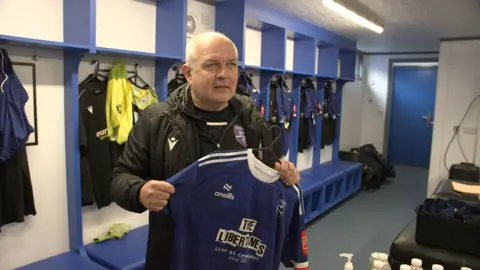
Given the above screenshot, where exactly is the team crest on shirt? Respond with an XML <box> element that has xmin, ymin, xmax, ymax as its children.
<box><xmin>233</xmin><ymin>125</ymin><xmax>247</xmax><ymax>147</ymax></box>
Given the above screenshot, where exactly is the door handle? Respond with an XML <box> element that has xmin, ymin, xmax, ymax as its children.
<box><xmin>421</xmin><ymin>113</ymin><xmax>433</xmax><ymax>126</ymax></box>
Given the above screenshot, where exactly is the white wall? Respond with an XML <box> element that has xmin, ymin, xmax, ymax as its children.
<box><xmin>339</xmin><ymin>81</ymin><xmax>363</xmax><ymax>151</ymax></box>
<box><xmin>428</xmin><ymin>40</ymin><xmax>480</xmax><ymax>195</ymax></box>
<box><xmin>187</xmin><ymin>0</ymin><xmax>216</xmax><ymax>37</ymax></box>
<box><xmin>361</xmin><ymin>53</ymin><xmax>438</xmax><ymax>152</ymax></box>
<box><xmin>0</xmin><ymin>0</ymin><xmax>63</xmax><ymax>42</ymax></box>
<box><xmin>96</xmin><ymin>0</ymin><xmax>156</xmax><ymax>52</ymax></box>
<box><xmin>244</xmin><ymin>28</ymin><xmax>262</xmax><ymax>67</ymax></box>
<box><xmin>0</xmin><ymin>45</ymin><xmax>69</xmax><ymax>269</ymax></box>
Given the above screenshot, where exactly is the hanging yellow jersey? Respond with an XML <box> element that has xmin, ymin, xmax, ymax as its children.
<box><xmin>105</xmin><ymin>61</ymin><xmax>133</xmax><ymax>145</ymax></box>
<box><xmin>131</xmin><ymin>82</ymin><xmax>159</xmax><ymax>111</ymax></box>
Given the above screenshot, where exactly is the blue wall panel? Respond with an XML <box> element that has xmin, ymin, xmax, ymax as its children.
<box><xmin>339</xmin><ymin>50</ymin><xmax>356</xmax><ymax>80</ymax></box>
<box><xmin>293</xmin><ymin>36</ymin><xmax>316</xmax><ymax>75</ymax></box>
<box><xmin>63</xmin><ymin>0</ymin><xmax>92</xmax><ymax>47</ymax></box>
<box><xmin>63</xmin><ymin>50</ymin><xmax>87</xmax><ymax>254</ymax></box>
<box><xmin>156</xmin><ymin>0</ymin><xmax>187</xmax><ymax>59</ymax></box>
<box><xmin>261</xmin><ymin>26</ymin><xmax>286</xmax><ymax>70</ymax></box>
<box><xmin>317</xmin><ymin>46</ymin><xmax>339</xmax><ymax>78</ymax></box>
<box><xmin>216</xmin><ymin>0</ymin><xmax>247</xmax><ymax>65</ymax></box>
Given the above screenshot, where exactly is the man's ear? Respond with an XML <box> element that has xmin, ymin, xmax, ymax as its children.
<box><xmin>181</xmin><ymin>64</ymin><xmax>193</xmax><ymax>83</ymax></box>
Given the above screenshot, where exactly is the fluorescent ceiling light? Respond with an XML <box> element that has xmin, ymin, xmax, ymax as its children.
<box><xmin>394</xmin><ymin>62</ymin><xmax>438</xmax><ymax>67</ymax></box>
<box><xmin>322</xmin><ymin>0</ymin><xmax>384</xmax><ymax>34</ymax></box>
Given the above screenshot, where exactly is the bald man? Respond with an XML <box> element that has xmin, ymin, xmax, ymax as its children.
<box><xmin>110</xmin><ymin>31</ymin><xmax>301</xmax><ymax>269</ymax></box>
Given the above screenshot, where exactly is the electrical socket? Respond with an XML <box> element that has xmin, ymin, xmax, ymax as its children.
<box><xmin>463</xmin><ymin>126</ymin><xmax>478</xmax><ymax>134</ymax></box>
<box><xmin>454</xmin><ymin>125</ymin><xmax>478</xmax><ymax>134</ymax></box>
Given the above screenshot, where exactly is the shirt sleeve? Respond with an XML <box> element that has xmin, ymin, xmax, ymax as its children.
<box><xmin>281</xmin><ymin>186</ymin><xmax>309</xmax><ymax>270</ymax></box>
<box><xmin>275</xmin><ymin>85</ymin><xmax>285</xmax><ymax>123</ymax></box>
<box><xmin>290</xmin><ymin>93</ymin><xmax>297</xmax><ymax>120</ymax></box>
<box><xmin>79</xmin><ymin>109</ymin><xmax>87</xmax><ymax>149</ymax></box>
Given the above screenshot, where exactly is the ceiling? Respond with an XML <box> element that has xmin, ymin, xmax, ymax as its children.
<box><xmin>250</xmin><ymin>0</ymin><xmax>480</xmax><ymax>53</ymax></box>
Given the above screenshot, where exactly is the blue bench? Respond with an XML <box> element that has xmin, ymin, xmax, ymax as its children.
<box><xmin>15</xmin><ymin>252</ymin><xmax>108</xmax><ymax>270</ymax></box>
<box><xmin>84</xmin><ymin>225</ymin><xmax>148</xmax><ymax>270</ymax></box>
<box><xmin>299</xmin><ymin>160</ymin><xmax>363</xmax><ymax>224</ymax></box>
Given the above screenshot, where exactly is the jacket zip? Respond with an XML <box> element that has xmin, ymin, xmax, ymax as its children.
<box><xmin>0</xmin><ymin>49</ymin><xmax>8</xmax><ymax>93</ymax></box>
<box><xmin>217</xmin><ymin>107</ymin><xmax>246</xmax><ymax>150</ymax></box>
<box><xmin>165</xmin><ymin>112</ymin><xmax>193</xmax><ymax>163</ymax></box>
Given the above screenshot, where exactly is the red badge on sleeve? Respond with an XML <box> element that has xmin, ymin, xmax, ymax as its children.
<box><xmin>301</xmin><ymin>231</ymin><xmax>308</xmax><ymax>255</ymax></box>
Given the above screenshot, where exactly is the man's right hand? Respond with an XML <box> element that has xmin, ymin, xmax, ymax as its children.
<box><xmin>139</xmin><ymin>180</ymin><xmax>175</xmax><ymax>212</ymax></box>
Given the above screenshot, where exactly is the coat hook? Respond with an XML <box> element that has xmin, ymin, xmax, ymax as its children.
<box><xmin>32</xmin><ymin>55</ymin><xmax>38</xmax><ymax>61</ymax></box>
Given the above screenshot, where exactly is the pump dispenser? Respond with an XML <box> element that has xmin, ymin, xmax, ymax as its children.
<box><xmin>377</xmin><ymin>253</ymin><xmax>391</xmax><ymax>270</ymax></box>
<box><xmin>411</xmin><ymin>258</ymin><xmax>423</xmax><ymax>270</ymax></box>
<box><xmin>372</xmin><ymin>260</ymin><xmax>383</xmax><ymax>270</ymax></box>
<box><xmin>339</xmin><ymin>253</ymin><xmax>354</xmax><ymax>270</ymax></box>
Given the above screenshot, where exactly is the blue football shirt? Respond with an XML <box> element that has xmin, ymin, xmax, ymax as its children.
<box><xmin>164</xmin><ymin>149</ymin><xmax>309</xmax><ymax>270</ymax></box>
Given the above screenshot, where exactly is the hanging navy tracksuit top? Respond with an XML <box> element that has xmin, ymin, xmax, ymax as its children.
<box><xmin>303</xmin><ymin>84</ymin><xmax>318</xmax><ymax>148</ymax></box>
<box><xmin>275</xmin><ymin>79</ymin><xmax>295</xmax><ymax>156</ymax></box>
<box><xmin>162</xmin><ymin>149</ymin><xmax>309</xmax><ymax>270</ymax></box>
<box><xmin>0</xmin><ymin>48</ymin><xmax>34</xmax><ymax>161</ymax></box>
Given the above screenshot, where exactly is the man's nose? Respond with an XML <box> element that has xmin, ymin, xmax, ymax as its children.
<box><xmin>216</xmin><ymin>65</ymin><xmax>230</xmax><ymax>79</ymax></box>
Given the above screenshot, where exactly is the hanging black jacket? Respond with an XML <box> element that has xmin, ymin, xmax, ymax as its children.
<box><xmin>110</xmin><ymin>83</ymin><xmax>281</xmax><ymax>270</ymax></box>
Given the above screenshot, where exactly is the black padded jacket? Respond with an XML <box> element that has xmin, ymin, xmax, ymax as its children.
<box><xmin>110</xmin><ymin>83</ymin><xmax>281</xmax><ymax>270</ymax></box>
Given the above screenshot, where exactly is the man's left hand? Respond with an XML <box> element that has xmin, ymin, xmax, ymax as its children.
<box><xmin>274</xmin><ymin>159</ymin><xmax>300</xmax><ymax>186</ymax></box>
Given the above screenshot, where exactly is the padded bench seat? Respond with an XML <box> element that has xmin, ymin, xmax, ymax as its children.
<box><xmin>16</xmin><ymin>251</ymin><xmax>108</xmax><ymax>270</ymax></box>
<box><xmin>300</xmin><ymin>161</ymin><xmax>363</xmax><ymax>224</ymax></box>
<box><xmin>85</xmin><ymin>225</ymin><xmax>148</xmax><ymax>270</ymax></box>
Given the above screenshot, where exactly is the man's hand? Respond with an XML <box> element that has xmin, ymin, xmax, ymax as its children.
<box><xmin>274</xmin><ymin>159</ymin><xmax>300</xmax><ymax>186</ymax></box>
<box><xmin>139</xmin><ymin>180</ymin><xmax>175</xmax><ymax>212</ymax></box>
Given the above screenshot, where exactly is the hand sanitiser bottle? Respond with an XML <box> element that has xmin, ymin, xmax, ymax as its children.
<box><xmin>371</xmin><ymin>260</ymin><xmax>384</xmax><ymax>270</ymax></box>
<box><xmin>411</xmin><ymin>258</ymin><xmax>423</xmax><ymax>270</ymax></box>
<box><xmin>339</xmin><ymin>253</ymin><xmax>354</xmax><ymax>270</ymax></box>
<box><xmin>377</xmin><ymin>253</ymin><xmax>391</xmax><ymax>270</ymax></box>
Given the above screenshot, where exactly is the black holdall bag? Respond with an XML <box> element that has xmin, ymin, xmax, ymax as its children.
<box><xmin>415</xmin><ymin>198</ymin><xmax>480</xmax><ymax>257</ymax></box>
<box><xmin>340</xmin><ymin>144</ymin><xmax>395</xmax><ymax>190</ymax></box>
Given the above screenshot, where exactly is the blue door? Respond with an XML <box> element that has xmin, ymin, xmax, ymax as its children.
<box><xmin>387</xmin><ymin>66</ymin><xmax>437</xmax><ymax>168</ymax></box>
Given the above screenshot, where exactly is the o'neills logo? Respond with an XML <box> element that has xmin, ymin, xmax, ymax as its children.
<box><xmin>215</xmin><ymin>192</ymin><xmax>235</xmax><ymax>200</ymax></box>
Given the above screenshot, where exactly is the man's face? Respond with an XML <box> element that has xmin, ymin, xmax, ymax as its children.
<box><xmin>184</xmin><ymin>38</ymin><xmax>238</xmax><ymax>108</ymax></box>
